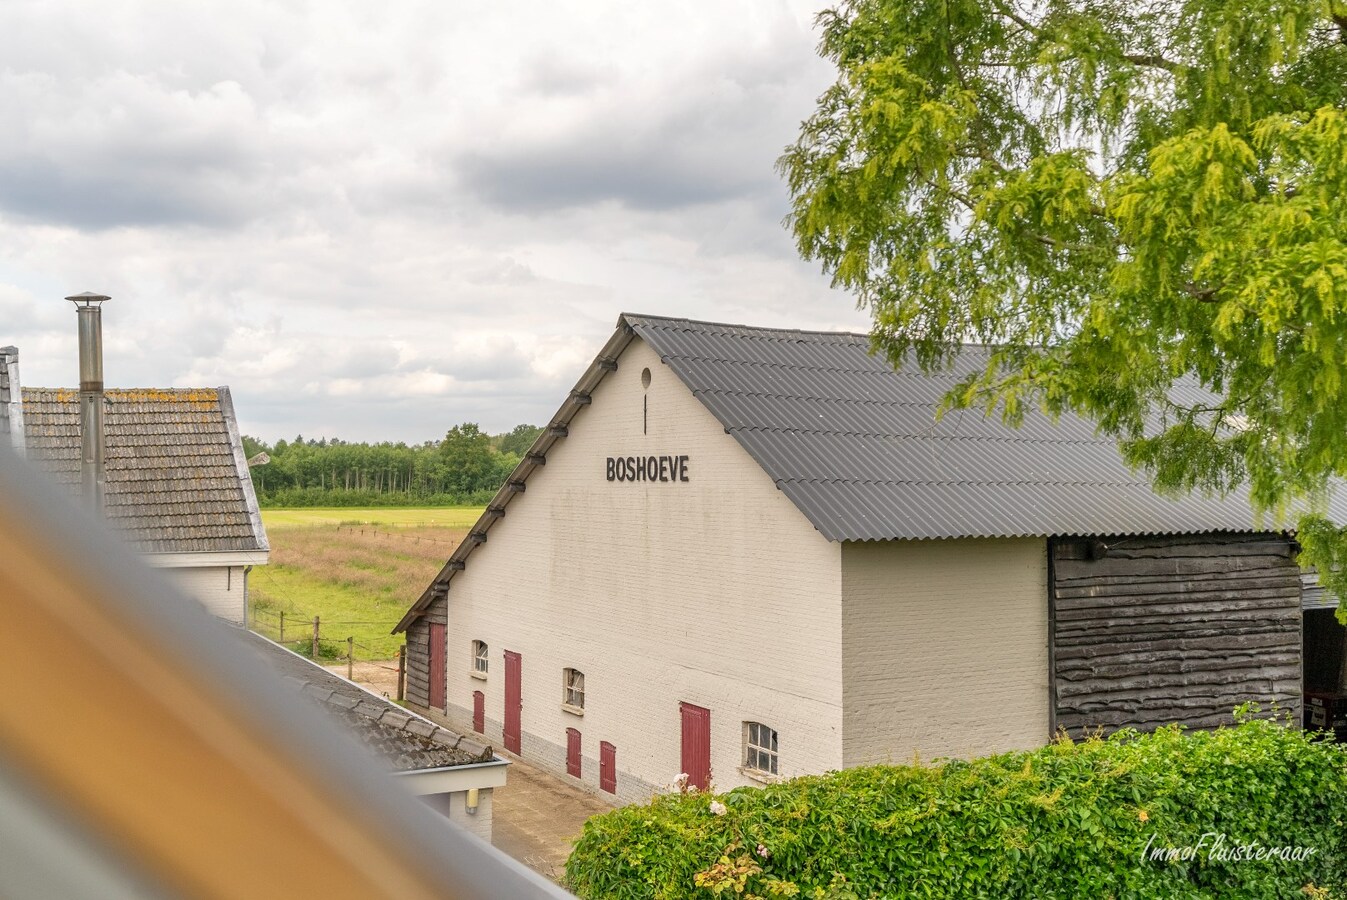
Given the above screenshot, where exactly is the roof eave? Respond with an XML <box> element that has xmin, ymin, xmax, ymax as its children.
<box><xmin>392</xmin><ymin>316</ymin><xmax>640</xmax><ymax>634</ymax></box>
<box><xmin>218</xmin><ymin>385</ymin><xmax>270</xmax><ymax>553</ymax></box>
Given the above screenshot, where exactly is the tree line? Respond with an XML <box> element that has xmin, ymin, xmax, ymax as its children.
<box><xmin>242</xmin><ymin>423</ymin><xmax>542</xmax><ymax>507</ymax></box>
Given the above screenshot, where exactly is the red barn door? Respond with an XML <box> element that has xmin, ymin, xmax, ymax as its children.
<box><xmin>599</xmin><ymin>741</ymin><xmax>617</xmax><ymax>794</ymax></box>
<box><xmin>566</xmin><ymin>728</ymin><xmax>582</xmax><ymax>778</ymax></box>
<box><xmin>679</xmin><ymin>702</ymin><xmax>711</xmax><ymax>791</ymax></box>
<box><xmin>503</xmin><ymin>650</ymin><xmax>522</xmax><ymax>754</ymax></box>
<box><xmin>427</xmin><ymin>623</ymin><xmax>446</xmax><ymax>710</ymax></box>
<box><xmin>472</xmin><ymin>690</ymin><xmax>484</xmax><ymax>733</ymax></box>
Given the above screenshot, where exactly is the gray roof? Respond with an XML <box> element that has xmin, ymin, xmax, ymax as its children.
<box><xmin>628</xmin><ymin>315</ymin><xmax>1347</xmax><ymax>542</ymax></box>
<box><xmin>240</xmin><ymin>631</ymin><xmax>494</xmax><ymax>772</ymax></box>
<box><xmin>395</xmin><ymin>312</ymin><xmax>1343</xmax><ymax>631</ymax></box>
<box><xmin>20</xmin><ymin>387</ymin><xmax>268</xmax><ymax>554</ymax></box>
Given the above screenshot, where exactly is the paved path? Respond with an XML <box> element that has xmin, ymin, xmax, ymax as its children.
<box><xmin>415</xmin><ymin>706</ymin><xmax>615</xmax><ymax>882</ymax></box>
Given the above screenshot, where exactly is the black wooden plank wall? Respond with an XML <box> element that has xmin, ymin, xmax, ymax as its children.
<box><xmin>1052</xmin><ymin>534</ymin><xmax>1302</xmax><ymax>735</ymax></box>
<box><xmin>403</xmin><ymin>591</ymin><xmax>447</xmax><ymax>709</ymax></box>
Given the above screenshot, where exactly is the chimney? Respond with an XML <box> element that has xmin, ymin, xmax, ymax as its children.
<box><xmin>68</xmin><ymin>292</ymin><xmax>110</xmax><ymax>513</ymax></box>
<box><xmin>0</xmin><ymin>345</ymin><xmax>22</xmax><ymax>455</ymax></box>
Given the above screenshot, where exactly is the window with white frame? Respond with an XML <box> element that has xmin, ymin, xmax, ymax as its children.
<box><xmin>472</xmin><ymin>640</ymin><xmax>488</xmax><ymax>675</ymax></box>
<box><xmin>744</xmin><ymin>722</ymin><xmax>778</xmax><ymax>775</ymax></box>
<box><xmin>563</xmin><ymin>668</ymin><xmax>585</xmax><ymax>709</ymax></box>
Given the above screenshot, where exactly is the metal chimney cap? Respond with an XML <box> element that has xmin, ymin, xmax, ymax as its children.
<box><xmin>66</xmin><ymin>292</ymin><xmax>110</xmax><ymax>307</ymax></box>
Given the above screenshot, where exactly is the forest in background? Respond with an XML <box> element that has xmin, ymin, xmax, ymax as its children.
<box><xmin>241</xmin><ymin>423</ymin><xmax>542</xmax><ymax>507</ymax></box>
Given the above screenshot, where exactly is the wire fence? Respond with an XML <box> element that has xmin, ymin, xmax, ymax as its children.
<box><xmin>249</xmin><ymin>605</ymin><xmax>406</xmax><ymax>699</ymax></box>
<box><xmin>333</xmin><ymin>524</ymin><xmax>462</xmax><ymax>547</ymax></box>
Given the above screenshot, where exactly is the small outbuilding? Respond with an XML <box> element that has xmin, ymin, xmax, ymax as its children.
<box><xmin>14</xmin><ymin>386</ymin><xmax>269</xmax><ymax>623</ymax></box>
<box><xmin>241</xmin><ymin>631</ymin><xmax>507</xmax><ymax>841</ymax></box>
<box><xmin>395</xmin><ymin>314</ymin><xmax>1346</xmax><ymax>804</ymax></box>
<box><xmin>2</xmin><ymin>296</ymin><xmax>268</xmax><ymax>624</ymax></box>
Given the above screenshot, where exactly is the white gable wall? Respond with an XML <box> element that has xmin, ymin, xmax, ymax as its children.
<box><xmin>150</xmin><ymin>563</ymin><xmax>249</xmax><ymax>624</ymax></box>
<box><xmin>440</xmin><ymin>337</ymin><xmax>844</xmax><ymax>803</ymax></box>
<box><xmin>840</xmin><ymin>538</ymin><xmax>1050</xmax><ymax>766</ymax></box>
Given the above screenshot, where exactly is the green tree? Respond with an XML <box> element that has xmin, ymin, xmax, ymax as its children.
<box><xmin>499</xmin><ymin>423</ymin><xmax>543</xmax><ymax>457</ymax></box>
<box><xmin>781</xmin><ymin>0</ymin><xmax>1347</xmax><ymax>595</ymax></box>
<box><xmin>439</xmin><ymin>423</ymin><xmax>500</xmax><ymax>495</ymax></box>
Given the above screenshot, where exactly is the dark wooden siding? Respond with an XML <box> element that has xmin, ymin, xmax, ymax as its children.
<box><xmin>1052</xmin><ymin>534</ymin><xmax>1302</xmax><ymax>736</ymax></box>
<box><xmin>403</xmin><ymin>591</ymin><xmax>447</xmax><ymax>709</ymax></box>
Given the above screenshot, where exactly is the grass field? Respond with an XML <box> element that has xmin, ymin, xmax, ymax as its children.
<box><xmin>250</xmin><ymin>507</ymin><xmax>483</xmax><ymax>659</ymax></box>
<box><xmin>260</xmin><ymin>507</ymin><xmax>484</xmax><ymax>529</ymax></box>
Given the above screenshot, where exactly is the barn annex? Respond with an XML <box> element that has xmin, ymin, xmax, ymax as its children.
<box><xmin>395</xmin><ymin>314</ymin><xmax>1347</xmax><ymax>805</ymax></box>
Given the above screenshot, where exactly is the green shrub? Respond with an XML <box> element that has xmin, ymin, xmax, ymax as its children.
<box><xmin>566</xmin><ymin>714</ymin><xmax>1347</xmax><ymax>899</ymax></box>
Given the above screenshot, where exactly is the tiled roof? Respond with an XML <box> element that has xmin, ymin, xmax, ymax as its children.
<box><xmin>20</xmin><ymin>387</ymin><xmax>267</xmax><ymax>554</ymax></box>
<box><xmin>629</xmin><ymin>315</ymin><xmax>1347</xmax><ymax>541</ymax></box>
<box><xmin>242</xmin><ymin>632</ymin><xmax>494</xmax><ymax>772</ymax></box>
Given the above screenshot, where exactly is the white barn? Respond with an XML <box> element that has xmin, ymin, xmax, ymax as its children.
<box><xmin>395</xmin><ymin>314</ymin><xmax>1343</xmax><ymax>804</ymax></box>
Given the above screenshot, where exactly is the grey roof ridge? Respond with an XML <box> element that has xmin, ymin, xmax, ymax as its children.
<box><xmin>619</xmin><ymin>311</ymin><xmax>874</xmax><ymax>341</ymax></box>
<box><xmin>727</xmin><ymin>426</ymin><xmax>1110</xmax><ymax>444</ymax></box>
<box><xmin>776</xmin><ymin>476</ymin><xmax>1154</xmax><ymax>487</ymax></box>
<box><xmin>218</xmin><ymin>385</ymin><xmax>270</xmax><ymax>553</ymax></box>
<box><xmin>243</xmin><ymin>630</ymin><xmax>496</xmax><ymax>763</ymax></box>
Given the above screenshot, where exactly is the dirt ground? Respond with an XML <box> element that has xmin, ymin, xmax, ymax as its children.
<box><xmin>322</xmin><ymin>659</ymin><xmax>401</xmax><ymax>699</ymax></box>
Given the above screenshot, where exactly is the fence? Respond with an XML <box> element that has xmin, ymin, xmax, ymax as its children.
<box><xmin>249</xmin><ymin>606</ymin><xmax>407</xmax><ymax>701</ymax></box>
<box><xmin>333</xmin><ymin>523</ymin><xmax>461</xmax><ymax>546</ymax></box>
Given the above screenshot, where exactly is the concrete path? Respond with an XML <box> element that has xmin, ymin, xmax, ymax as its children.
<box><xmin>489</xmin><ymin>751</ymin><xmax>616</xmax><ymax>881</ymax></box>
<box><xmin>414</xmin><ymin>706</ymin><xmax>615</xmax><ymax>882</ymax></box>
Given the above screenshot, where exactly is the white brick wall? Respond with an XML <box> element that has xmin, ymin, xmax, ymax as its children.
<box><xmin>840</xmin><ymin>538</ymin><xmax>1050</xmax><ymax>766</ymax></box>
<box><xmin>421</xmin><ymin>788</ymin><xmax>493</xmax><ymax>843</ymax></box>
<box><xmin>442</xmin><ymin>338</ymin><xmax>844</xmax><ymax>803</ymax></box>
<box><xmin>161</xmin><ymin>565</ymin><xmax>248</xmax><ymax>624</ymax></box>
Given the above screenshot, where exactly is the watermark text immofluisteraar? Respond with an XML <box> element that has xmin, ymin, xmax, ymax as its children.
<box><xmin>1141</xmin><ymin>832</ymin><xmax>1318</xmax><ymax>864</ymax></box>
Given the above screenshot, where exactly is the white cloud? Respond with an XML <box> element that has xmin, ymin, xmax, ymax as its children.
<box><xmin>0</xmin><ymin>0</ymin><xmax>870</xmax><ymax>443</ymax></box>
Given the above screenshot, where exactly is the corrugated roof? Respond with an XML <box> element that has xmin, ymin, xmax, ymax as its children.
<box><xmin>21</xmin><ymin>386</ymin><xmax>268</xmax><ymax>554</ymax></box>
<box><xmin>629</xmin><ymin>314</ymin><xmax>1347</xmax><ymax>542</ymax></box>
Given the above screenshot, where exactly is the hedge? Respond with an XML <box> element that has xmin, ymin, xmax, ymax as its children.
<box><xmin>566</xmin><ymin>713</ymin><xmax>1347</xmax><ymax>899</ymax></box>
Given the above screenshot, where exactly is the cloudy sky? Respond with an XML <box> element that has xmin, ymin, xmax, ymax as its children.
<box><xmin>0</xmin><ymin>0</ymin><xmax>869</xmax><ymax>443</ymax></box>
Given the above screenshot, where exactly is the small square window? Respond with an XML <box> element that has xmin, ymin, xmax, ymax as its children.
<box><xmin>563</xmin><ymin>667</ymin><xmax>585</xmax><ymax>709</ymax></box>
<box><xmin>744</xmin><ymin>722</ymin><xmax>778</xmax><ymax>776</ymax></box>
<box><xmin>472</xmin><ymin>640</ymin><xmax>488</xmax><ymax>675</ymax></box>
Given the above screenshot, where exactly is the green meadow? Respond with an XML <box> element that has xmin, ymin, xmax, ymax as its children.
<box><xmin>249</xmin><ymin>507</ymin><xmax>482</xmax><ymax>659</ymax></box>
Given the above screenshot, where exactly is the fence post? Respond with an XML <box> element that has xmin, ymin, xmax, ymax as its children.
<box><xmin>347</xmin><ymin>637</ymin><xmax>354</xmax><ymax>680</ymax></box>
<box><xmin>279</xmin><ymin>610</ymin><xmax>285</xmax><ymax>643</ymax></box>
<box><xmin>397</xmin><ymin>645</ymin><xmax>406</xmax><ymax>701</ymax></box>
<box><xmin>311</xmin><ymin>616</ymin><xmax>320</xmax><ymax>658</ymax></box>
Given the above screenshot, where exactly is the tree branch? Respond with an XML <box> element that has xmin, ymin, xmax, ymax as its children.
<box><xmin>1122</xmin><ymin>53</ymin><xmax>1181</xmax><ymax>73</ymax></box>
<box><xmin>1183</xmin><ymin>282</ymin><xmax>1222</xmax><ymax>302</ymax></box>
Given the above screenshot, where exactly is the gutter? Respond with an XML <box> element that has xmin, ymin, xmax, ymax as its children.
<box><xmin>392</xmin><ymin>316</ymin><xmax>639</xmax><ymax>634</ymax></box>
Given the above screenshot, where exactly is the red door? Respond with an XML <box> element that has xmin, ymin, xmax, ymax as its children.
<box><xmin>680</xmin><ymin>702</ymin><xmax>711</xmax><ymax>791</ymax></box>
<box><xmin>566</xmin><ymin>727</ymin><xmax>582</xmax><ymax>778</ymax></box>
<box><xmin>472</xmin><ymin>690</ymin><xmax>484</xmax><ymax>733</ymax></box>
<box><xmin>600</xmin><ymin>741</ymin><xmax>617</xmax><ymax>794</ymax></box>
<box><xmin>503</xmin><ymin>650</ymin><xmax>522</xmax><ymax>754</ymax></box>
<box><xmin>427</xmin><ymin>623</ymin><xmax>446</xmax><ymax>710</ymax></box>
